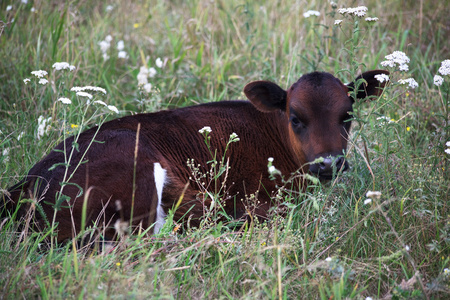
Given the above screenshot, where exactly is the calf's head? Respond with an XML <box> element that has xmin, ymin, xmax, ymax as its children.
<box><xmin>244</xmin><ymin>70</ymin><xmax>389</xmax><ymax>179</ymax></box>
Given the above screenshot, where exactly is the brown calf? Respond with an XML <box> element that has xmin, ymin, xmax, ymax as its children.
<box><xmin>2</xmin><ymin>70</ymin><xmax>388</xmax><ymax>242</ymax></box>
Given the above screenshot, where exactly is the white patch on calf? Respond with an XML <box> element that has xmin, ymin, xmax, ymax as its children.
<box><xmin>153</xmin><ymin>162</ymin><xmax>167</xmax><ymax>234</ymax></box>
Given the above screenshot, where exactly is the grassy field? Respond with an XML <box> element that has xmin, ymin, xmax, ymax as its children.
<box><xmin>1</xmin><ymin>0</ymin><xmax>449</xmax><ymax>299</ymax></box>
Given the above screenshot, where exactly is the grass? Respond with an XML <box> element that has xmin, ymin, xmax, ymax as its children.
<box><xmin>1</xmin><ymin>0</ymin><xmax>449</xmax><ymax>298</ymax></box>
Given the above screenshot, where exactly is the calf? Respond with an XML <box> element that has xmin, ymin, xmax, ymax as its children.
<box><xmin>2</xmin><ymin>70</ymin><xmax>388</xmax><ymax>242</ymax></box>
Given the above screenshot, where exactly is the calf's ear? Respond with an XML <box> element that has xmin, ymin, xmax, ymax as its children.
<box><xmin>244</xmin><ymin>80</ymin><xmax>287</xmax><ymax>112</ymax></box>
<box><xmin>347</xmin><ymin>70</ymin><xmax>389</xmax><ymax>101</ymax></box>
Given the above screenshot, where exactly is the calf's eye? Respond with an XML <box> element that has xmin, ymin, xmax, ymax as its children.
<box><xmin>290</xmin><ymin>116</ymin><xmax>306</xmax><ymax>131</ymax></box>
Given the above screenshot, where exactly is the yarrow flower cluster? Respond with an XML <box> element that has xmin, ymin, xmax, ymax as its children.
<box><xmin>434</xmin><ymin>75</ymin><xmax>444</xmax><ymax>87</ymax></box>
<box><xmin>398</xmin><ymin>78</ymin><xmax>419</xmax><ymax>89</ymax></box>
<box><xmin>116</xmin><ymin>40</ymin><xmax>129</xmax><ymax>59</ymax></box>
<box><xmin>93</xmin><ymin>100</ymin><xmax>119</xmax><ymax>114</ymax></box>
<box><xmin>31</xmin><ymin>70</ymin><xmax>48</xmax><ymax>78</ymax></box>
<box><xmin>98</xmin><ymin>36</ymin><xmax>129</xmax><ymax>60</ymax></box>
<box><xmin>363</xmin><ymin>191</ymin><xmax>381</xmax><ymax>205</ymax></box>
<box><xmin>98</xmin><ymin>35</ymin><xmax>113</xmax><ymax>61</ymax></box>
<box><xmin>267</xmin><ymin>157</ymin><xmax>281</xmax><ymax>177</ymax></box>
<box><xmin>438</xmin><ymin>59</ymin><xmax>450</xmax><ymax>76</ymax></box>
<box><xmin>38</xmin><ymin>78</ymin><xmax>49</xmax><ymax>85</ymax></box>
<box><xmin>58</xmin><ymin>85</ymin><xmax>118</xmax><ymax>113</ymax></box>
<box><xmin>229</xmin><ymin>132</ymin><xmax>240</xmax><ymax>142</ymax></box>
<box><xmin>36</xmin><ymin>115</ymin><xmax>52</xmax><ymax>140</ymax></box>
<box><xmin>365</xmin><ymin>17</ymin><xmax>379</xmax><ymax>22</ymax></box>
<box><xmin>198</xmin><ymin>126</ymin><xmax>212</xmax><ymax>134</ymax></box>
<box><xmin>381</xmin><ymin>51</ymin><xmax>410</xmax><ymax>71</ymax></box>
<box><xmin>334</xmin><ymin>6</ymin><xmax>377</xmax><ymax>26</ymax></box>
<box><xmin>137</xmin><ymin>60</ymin><xmax>162</xmax><ymax>93</ymax></box>
<box><xmin>303</xmin><ymin>10</ymin><xmax>320</xmax><ymax>18</ymax></box>
<box><xmin>58</xmin><ymin>97</ymin><xmax>72</xmax><ymax>104</ymax></box>
<box><xmin>366</xmin><ymin>190</ymin><xmax>382</xmax><ymax>199</ymax></box>
<box><xmin>76</xmin><ymin>91</ymin><xmax>93</xmax><ymax>99</ymax></box>
<box><xmin>375</xmin><ymin>73</ymin><xmax>390</xmax><ymax>83</ymax></box>
<box><xmin>29</xmin><ymin>70</ymin><xmax>49</xmax><ymax>85</ymax></box>
<box><xmin>338</xmin><ymin>6</ymin><xmax>368</xmax><ymax>17</ymax></box>
<box><xmin>433</xmin><ymin>59</ymin><xmax>450</xmax><ymax>87</ymax></box>
<box><xmin>71</xmin><ymin>86</ymin><xmax>107</xmax><ymax>94</ymax></box>
<box><xmin>52</xmin><ymin>62</ymin><xmax>76</xmax><ymax>71</ymax></box>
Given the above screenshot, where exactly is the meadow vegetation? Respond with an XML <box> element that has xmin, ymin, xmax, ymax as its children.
<box><xmin>0</xmin><ymin>0</ymin><xmax>449</xmax><ymax>298</ymax></box>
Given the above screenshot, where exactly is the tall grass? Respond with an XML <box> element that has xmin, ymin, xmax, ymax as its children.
<box><xmin>1</xmin><ymin>0</ymin><xmax>449</xmax><ymax>298</ymax></box>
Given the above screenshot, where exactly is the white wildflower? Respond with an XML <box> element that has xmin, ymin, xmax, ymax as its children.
<box><xmin>2</xmin><ymin>148</ymin><xmax>9</xmax><ymax>162</ymax></box>
<box><xmin>17</xmin><ymin>131</ymin><xmax>24</xmax><ymax>140</ymax></box>
<box><xmin>398</xmin><ymin>78</ymin><xmax>418</xmax><ymax>89</ymax></box>
<box><xmin>229</xmin><ymin>132</ymin><xmax>240</xmax><ymax>142</ymax></box>
<box><xmin>268</xmin><ymin>157</ymin><xmax>274</xmax><ymax>162</ymax></box>
<box><xmin>71</xmin><ymin>86</ymin><xmax>107</xmax><ymax>94</ymax></box>
<box><xmin>31</xmin><ymin>70</ymin><xmax>48</xmax><ymax>78</ymax></box>
<box><xmin>36</xmin><ymin>115</ymin><xmax>52</xmax><ymax>139</ymax></box>
<box><xmin>102</xmin><ymin>53</ymin><xmax>109</xmax><ymax>61</ymax></box>
<box><xmin>199</xmin><ymin>126</ymin><xmax>212</xmax><ymax>134</ymax></box>
<box><xmin>444</xmin><ymin>268</ymin><xmax>450</xmax><ymax>276</ymax></box>
<box><xmin>31</xmin><ymin>7</ymin><xmax>35</xmax><ymax>12</ymax></box>
<box><xmin>6</xmin><ymin>5</ymin><xmax>12</xmax><ymax>11</ymax></box>
<box><xmin>52</xmin><ymin>62</ymin><xmax>76</xmax><ymax>71</ymax></box>
<box><xmin>399</xmin><ymin>64</ymin><xmax>409</xmax><ymax>72</ymax></box>
<box><xmin>105</xmin><ymin>35</ymin><xmax>113</xmax><ymax>43</ymax></box>
<box><xmin>338</xmin><ymin>6</ymin><xmax>368</xmax><ymax>17</ymax></box>
<box><xmin>155</xmin><ymin>57</ymin><xmax>164</xmax><ymax>68</ymax></box>
<box><xmin>334</xmin><ymin>20</ymin><xmax>343</xmax><ymax>25</ymax></box>
<box><xmin>303</xmin><ymin>10</ymin><xmax>320</xmax><ymax>18</ymax></box>
<box><xmin>98</xmin><ymin>40</ymin><xmax>110</xmax><ymax>53</ymax></box>
<box><xmin>376</xmin><ymin>116</ymin><xmax>394</xmax><ymax>124</ymax></box>
<box><xmin>76</xmin><ymin>91</ymin><xmax>93</xmax><ymax>99</ymax></box>
<box><xmin>438</xmin><ymin>59</ymin><xmax>450</xmax><ymax>76</ymax></box>
<box><xmin>143</xmin><ymin>83</ymin><xmax>152</xmax><ymax>93</ymax></box>
<box><xmin>21</xmin><ymin>0</ymin><xmax>28</xmax><ymax>4</ymax></box>
<box><xmin>365</xmin><ymin>17</ymin><xmax>378</xmax><ymax>22</ymax></box>
<box><xmin>363</xmin><ymin>199</ymin><xmax>372</xmax><ymax>205</ymax></box>
<box><xmin>38</xmin><ymin>78</ymin><xmax>48</xmax><ymax>85</ymax></box>
<box><xmin>434</xmin><ymin>75</ymin><xmax>444</xmax><ymax>87</ymax></box>
<box><xmin>268</xmin><ymin>166</ymin><xmax>276</xmax><ymax>174</ymax></box>
<box><xmin>137</xmin><ymin>66</ymin><xmax>149</xmax><ymax>86</ymax></box>
<box><xmin>366</xmin><ymin>191</ymin><xmax>382</xmax><ymax>199</ymax></box>
<box><xmin>375</xmin><ymin>73</ymin><xmax>389</xmax><ymax>83</ymax></box>
<box><xmin>23</xmin><ymin>78</ymin><xmax>30</xmax><ymax>84</ymax></box>
<box><xmin>325</xmin><ymin>257</ymin><xmax>332</xmax><ymax>262</ymax></box>
<box><xmin>107</xmin><ymin>105</ymin><xmax>119</xmax><ymax>114</ymax></box>
<box><xmin>117</xmin><ymin>40</ymin><xmax>124</xmax><ymax>51</ymax></box>
<box><xmin>446</xmin><ymin>141</ymin><xmax>450</xmax><ymax>147</ymax></box>
<box><xmin>445</xmin><ymin>149</ymin><xmax>450</xmax><ymax>155</ymax></box>
<box><xmin>365</xmin><ymin>297</ymin><xmax>373</xmax><ymax>300</ymax></box>
<box><xmin>58</xmin><ymin>97</ymin><xmax>72</xmax><ymax>104</ymax></box>
<box><xmin>381</xmin><ymin>51</ymin><xmax>410</xmax><ymax>71</ymax></box>
<box><xmin>118</xmin><ymin>51</ymin><xmax>128</xmax><ymax>59</ymax></box>
<box><xmin>380</xmin><ymin>60</ymin><xmax>395</xmax><ymax>68</ymax></box>
<box><xmin>105</xmin><ymin>5</ymin><xmax>114</xmax><ymax>12</ymax></box>
<box><xmin>405</xmin><ymin>245</ymin><xmax>410</xmax><ymax>251</ymax></box>
<box><xmin>148</xmin><ymin>67</ymin><xmax>157</xmax><ymax>78</ymax></box>
<box><xmin>93</xmin><ymin>100</ymin><xmax>107</xmax><ymax>106</ymax></box>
